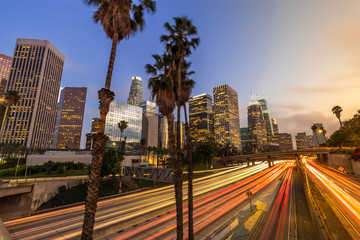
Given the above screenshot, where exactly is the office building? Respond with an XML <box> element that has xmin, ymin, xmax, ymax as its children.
<box><xmin>85</xmin><ymin>118</ymin><xmax>101</xmax><ymax>150</ymax></box>
<box><xmin>127</xmin><ymin>76</ymin><xmax>144</xmax><ymax>106</ymax></box>
<box><xmin>240</xmin><ymin>127</ymin><xmax>251</xmax><ymax>153</ymax></box>
<box><xmin>52</xmin><ymin>87</ymin><xmax>87</xmax><ymax>149</ymax></box>
<box><xmin>295</xmin><ymin>132</ymin><xmax>309</xmax><ymax>149</ymax></box>
<box><xmin>174</xmin><ymin>120</ymin><xmax>185</xmax><ymax>148</ymax></box>
<box><xmin>311</xmin><ymin>123</ymin><xmax>326</xmax><ymax>147</ymax></box>
<box><xmin>307</xmin><ymin>135</ymin><xmax>316</xmax><ymax>147</ymax></box>
<box><xmin>213</xmin><ymin>84</ymin><xmax>241</xmax><ymax>149</ymax></box>
<box><xmin>271</xmin><ymin>118</ymin><xmax>279</xmax><ymax>143</ymax></box>
<box><xmin>0</xmin><ymin>54</ymin><xmax>12</xmax><ymax>97</ymax></box>
<box><xmin>0</xmin><ymin>38</ymin><xmax>64</xmax><ymax>148</ymax></box>
<box><xmin>105</xmin><ymin>100</ymin><xmax>142</xmax><ymax>150</ymax></box>
<box><xmin>142</xmin><ymin>113</ymin><xmax>158</xmax><ymax>148</ymax></box>
<box><xmin>140</xmin><ymin>100</ymin><xmax>156</xmax><ymax>115</ymax></box>
<box><xmin>248</xmin><ymin>100</ymin><xmax>268</xmax><ymax>151</ymax></box>
<box><xmin>189</xmin><ymin>93</ymin><xmax>214</xmax><ymax>142</ymax></box>
<box><xmin>278</xmin><ymin>133</ymin><xmax>293</xmax><ymax>150</ymax></box>
<box><xmin>251</xmin><ymin>95</ymin><xmax>274</xmax><ymax>142</ymax></box>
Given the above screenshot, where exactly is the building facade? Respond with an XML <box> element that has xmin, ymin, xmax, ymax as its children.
<box><xmin>213</xmin><ymin>84</ymin><xmax>241</xmax><ymax>149</ymax></box>
<box><xmin>271</xmin><ymin>118</ymin><xmax>279</xmax><ymax>143</ymax></box>
<box><xmin>240</xmin><ymin>127</ymin><xmax>251</xmax><ymax>153</ymax></box>
<box><xmin>140</xmin><ymin>100</ymin><xmax>156</xmax><ymax>115</ymax></box>
<box><xmin>52</xmin><ymin>87</ymin><xmax>87</xmax><ymax>149</ymax></box>
<box><xmin>251</xmin><ymin>95</ymin><xmax>274</xmax><ymax>142</ymax></box>
<box><xmin>127</xmin><ymin>76</ymin><xmax>144</xmax><ymax>106</ymax></box>
<box><xmin>312</xmin><ymin>123</ymin><xmax>326</xmax><ymax>147</ymax></box>
<box><xmin>248</xmin><ymin>101</ymin><xmax>268</xmax><ymax>151</ymax></box>
<box><xmin>85</xmin><ymin>118</ymin><xmax>101</xmax><ymax>150</ymax></box>
<box><xmin>295</xmin><ymin>132</ymin><xmax>309</xmax><ymax>149</ymax></box>
<box><xmin>0</xmin><ymin>54</ymin><xmax>12</xmax><ymax>97</ymax></box>
<box><xmin>278</xmin><ymin>133</ymin><xmax>293</xmax><ymax>151</ymax></box>
<box><xmin>0</xmin><ymin>38</ymin><xmax>64</xmax><ymax>148</ymax></box>
<box><xmin>105</xmin><ymin>100</ymin><xmax>142</xmax><ymax>150</ymax></box>
<box><xmin>189</xmin><ymin>93</ymin><xmax>214</xmax><ymax>143</ymax></box>
<box><xmin>158</xmin><ymin>114</ymin><xmax>168</xmax><ymax>149</ymax></box>
<box><xmin>142</xmin><ymin>113</ymin><xmax>159</xmax><ymax>148</ymax></box>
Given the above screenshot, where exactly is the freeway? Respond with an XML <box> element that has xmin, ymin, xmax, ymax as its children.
<box><xmin>5</xmin><ymin>162</ymin><xmax>272</xmax><ymax>240</ymax></box>
<box><xmin>303</xmin><ymin>159</ymin><xmax>360</xmax><ymax>239</ymax></box>
<box><xmin>109</xmin><ymin>161</ymin><xmax>293</xmax><ymax>239</ymax></box>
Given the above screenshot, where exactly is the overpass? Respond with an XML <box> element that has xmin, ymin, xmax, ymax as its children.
<box><xmin>216</xmin><ymin>148</ymin><xmax>330</xmax><ymax>167</ymax></box>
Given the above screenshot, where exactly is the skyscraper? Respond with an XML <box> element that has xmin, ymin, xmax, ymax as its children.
<box><xmin>127</xmin><ymin>76</ymin><xmax>144</xmax><ymax>106</ymax></box>
<box><xmin>189</xmin><ymin>93</ymin><xmax>214</xmax><ymax>142</ymax></box>
<box><xmin>0</xmin><ymin>54</ymin><xmax>12</xmax><ymax>97</ymax></box>
<box><xmin>295</xmin><ymin>132</ymin><xmax>309</xmax><ymax>149</ymax></box>
<box><xmin>213</xmin><ymin>84</ymin><xmax>241</xmax><ymax>149</ymax></box>
<box><xmin>139</xmin><ymin>100</ymin><xmax>156</xmax><ymax>115</ymax></box>
<box><xmin>251</xmin><ymin>95</ymin><xmax>274</xmax><ymax>142</ymax></box>
<box><xmin>53</xmin><ymin>87</ymin><xmax>87</xmax><ymax>149</ymax></box>
<box><xmin>0</xmin><ymin>38</ymin><xmax>64</xmax><ymax>148</ymax></box>
<box><xmin>271</xmin><ymin>118</ymin><xmax>279</xmax><ymax>143</ymax></box>
<box><xmin>105</xmin><ymin>100</ymin><xmax>142</xmax><ymax>150</ymax></box>
<box><xmin>247</xmin><ymin>100</ymin><xmax>268</xmax><ymax>151</ymax></box>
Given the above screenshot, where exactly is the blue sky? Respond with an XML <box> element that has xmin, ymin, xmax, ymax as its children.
<box><xmin>1</xmin><ymin>0</ymin><xmax>360</xmax><ymax>148</ymax></box>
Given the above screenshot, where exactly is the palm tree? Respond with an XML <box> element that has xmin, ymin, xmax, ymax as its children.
<box><xmin>0</xmin><ymin>90</ymin><xmax>21</xmax><ymax>137</ymax></box>
<box><xmin>82</xmin><ymin>1</ymin><xmax>156</xmax><ymax>238</ymax></box>
<box><xmin>118</xmin><ymin>120</ymin><xmax>128</xmax><ymax>150</ymax></box>
<box><xmin>332</xmin><ymin>105</ymin><xmax>343</xmax><ymax>129</ymax></box>
<box><xmin>140</xmin><ymin>137</ymin><xmax>147</xmax><ymax>162</ymax></box>
<box><xmin>311</xmin><ymin>124</ymin><xmax>319</xmax><ymax>147</ymax></box>
<box><xmin>161</xmin><ymin>17</ymin><xmax>199</xmax><ymax>239</ymax></box>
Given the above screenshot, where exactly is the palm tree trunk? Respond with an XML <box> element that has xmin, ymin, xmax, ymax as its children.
<box><xmin>338</xmin><ymin>117</ymin><xmax>342</xmax><ymax>129</ymax></box>
<box><xmin>174</xmin><ymin>106</ymin><xmax>183</xmax><ymax>240</ymax></box>
<box><xmin>183</xmin><ymin>104</ymin><xmax>194</xmax><ymax>239</ymax></box>
<box><xmin>81</xmin><ymin>34</ymin><xmax>118</xmax><ymax>240</ymax></box>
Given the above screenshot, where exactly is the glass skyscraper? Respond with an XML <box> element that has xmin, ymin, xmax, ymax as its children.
<box><xmin>127</xmin><ymin>76</ymin><xmax>144</xmax><ymax>107</ymax></box>
<box><xmin>105</xmin><ymin>100</ymin><xmax>142</xmax><ymax>149</ymax></box>
<box><xmin>0</xmin><ymin>38</ymin><xmax>64</xmax><ymax>148</ymax></box>
<box><xmin>251</xmin><ymin>95</ymin><xmax>274</xmax><ymax>142</ymax></box>
<box><xmin>189</xmin><ymin>93</ymin><xmax>214</xmax><ymax>142</ymax></box>
<box><xmin>247</xmin><ymin>100</ymin><xmax>268</xmax><ymax>151</ymax></box>
<box><xmin>213</xmin><ymin>84</ymin><xmax>241</xmax><ymax>149</ymax></box>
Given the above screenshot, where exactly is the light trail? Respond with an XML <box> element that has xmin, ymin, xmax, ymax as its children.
<box><xmin>6</xmin><ymin>163</ymin><xmax>270</xmax><ymax>240</ymax></box>
<box><xmin>113</xmin><ymin>162</ymin><xmax>293</xmax><ymax>240</ymax></box>
<box><xmin>303</xmin><ymin>159</ymin><xmax>360</xmax><ymax>237</ymax></box>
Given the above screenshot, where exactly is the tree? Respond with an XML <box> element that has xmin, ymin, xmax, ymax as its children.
<box><xmin>82</xmin><ymin>1</ymin><xmax>156</xmax><ymax>238</ymax></box>
<box><xmin>311</xmin><ymin>124</ymin><xmax>319</xmax><ymax>147</ymax></box>
<box><xmin>118</xmin><ymin>120</ymin><xmax>128</xmax><ymax>151</ymax></box>
<box><xmin>0</xmin><ymin>90</ymin><xmax>21</xmax><ymax>136</ymax></box>
<box><xmin>160</xmin><ymin>17</ymin><xmax>199</xmax><ymax>239</ymax></box>
<box><xmin>332</xmin><ymin>105</ymin><xmax>343</xmax><ymax>129</ymax></box>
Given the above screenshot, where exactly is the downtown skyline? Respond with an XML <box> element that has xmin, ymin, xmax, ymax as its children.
<box><xmin>1</xmin><ymin>1</ymin><xmax>360</xmax><ymax>148</ymax></box>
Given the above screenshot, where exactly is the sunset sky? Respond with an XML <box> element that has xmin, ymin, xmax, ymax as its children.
<box><xmin>1</xmin><ymin>0</ymin><xmax>360</xmax><ymax>148</ymax></box>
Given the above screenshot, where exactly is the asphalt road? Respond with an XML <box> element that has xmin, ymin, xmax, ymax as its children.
<box><xmin>5</xmin><ymin>163</ymin><xmax>273</xmax><ymax>240</ymax></box>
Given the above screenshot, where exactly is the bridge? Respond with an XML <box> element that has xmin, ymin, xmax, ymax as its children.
<box><xmin>216</xmin><ymin>148</ymin><xmax>330</xmax><ymax>167</ymax></box>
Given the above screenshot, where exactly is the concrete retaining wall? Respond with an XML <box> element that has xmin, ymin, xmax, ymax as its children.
<box><xmin>351</xmin><ymin>160</ymin><xmax>360</xmax><ymax>175</ymax></box>
<box><xmin>327</xmin><ymin>154</ymin><xmax>353</xmax><ymax>172</ymax></box>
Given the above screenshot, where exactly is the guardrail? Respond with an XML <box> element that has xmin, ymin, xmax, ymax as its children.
<box><xmin>0</xmin><ymin>175</ymin><xmax>89</xmax><ymax>184</ymax></box>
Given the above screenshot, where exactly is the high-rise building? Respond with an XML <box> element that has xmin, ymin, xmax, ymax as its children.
<box><xmin>311</xmin><ymin>123</ymin><xmax>326</xmax><ymax>147</ymax></box>
<box><xmin>127</xmin><ymin>76</ymin><xmax>144</xmax><ymax>106</ymax></box>
<box><xmin>240</xmin><ymin>127</ymin><xmax>251</xmax><ymax>153</ymax></box>
<box><xmin>85</xmin><ymin>118</ymin><xmax>101</xmax><ymax>150</ymax></box>
<box><xmin>0</xmin><ymin>38</ymin><xmax>64</xmax><ymax>148</ymax></box>
<box><xmin>295</xmin><ymin>132</ymin><xmax>309</xmax><ymax>149</ymax></box>
<box><xmin>52</xmin><ymin>87</ymin><xmax>87</xmax><ymax>149</ymax></box>
<box><xmin>271</xmin><ymin>118</ymin><xmax>279</xmax><ymax>143</ymax></box>
<box><xmin>213</xmin><ymin>84</ymin><xmax>241</xmax><ymax>149</ymax></box>
<box><xmin>278</xmin><ymin>133</ymin><xmax>293</xmax><ymax>150</ymax></box>
<box><xmin>0</xmin><ymin>54</ymin><xmax>12</xmax><ymax>97</ymax></box>
<box><xmin>248</xmin><ymin>101</ymin><xmax>268</xmax><ymax>151</ymax></box>
<box><xmin>142</xmin><ymin>113</ymin><xmax>158</xmax><ymax>148</ymax></box>
<box><xmin>251</xmin><ymin>95</ymin><xmax>274</xmax><ymax>142</ymax></box>
<box><xmin>140</xmin><ymin>100</ymin><xmax>156</xmax><ymax>115</ymax></box>
<box><xmin>105</xmin><ymin>100</ymin><xmax>142</xmax><ymax>150</ymax></box>
<box><xmin>307</xmin><ymin>135</ymin><xmax>316</xmax><ymax>148</ymax></box>
<box><xmin>189</xmin><ymin>93</ymin><xmax>214</xmax><ymax>143</ymax></box>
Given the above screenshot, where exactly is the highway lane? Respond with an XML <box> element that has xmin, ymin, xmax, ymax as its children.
<box><xmin>303</xmin><ymin>160</ymin><xmax>360</xmax><ymax>239</ymax></box>
<box><xmin>5</xmin><ymin>162</ymin><xmax>270</xmax><ymax>240</ymax></box>
<box><xmin>110</xmin><ymin>161</ymin><xmax>294</xmax><ymax>240</ymax></box>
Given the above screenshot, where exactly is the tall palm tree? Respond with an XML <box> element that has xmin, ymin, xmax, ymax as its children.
<box><xmin>118</xmin><ymin>120</ymin><xmax>128</xmax><ymax>150</ymax></box>
<box><xmin>82</xmin><ymin>1</ymin><xmax>155</xmax><ymax>238</ymax></box>
<box><xmin>311</xmin><ymin>124</ymin><xmax>319</xmax><ymax>147</ymax></box>
<box><xmin>0</xmin><ymin>90</ymin><xmax>21</xmax><ymax>137</ymax></box>
<box><xmin>161</xmin><ymin>17</ymin><xmax>199</xmax><ymax>239</ymax></box>
<box><xmin>332</xmin><ymin>105</ymin><xmax>343</xmax><ymax>129</ymax></box>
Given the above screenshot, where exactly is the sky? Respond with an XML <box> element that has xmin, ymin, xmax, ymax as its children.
<box><xmin>1</xmin><ymin>0</ymin><xmax>360</xmax><ymax>148</ymax></box>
